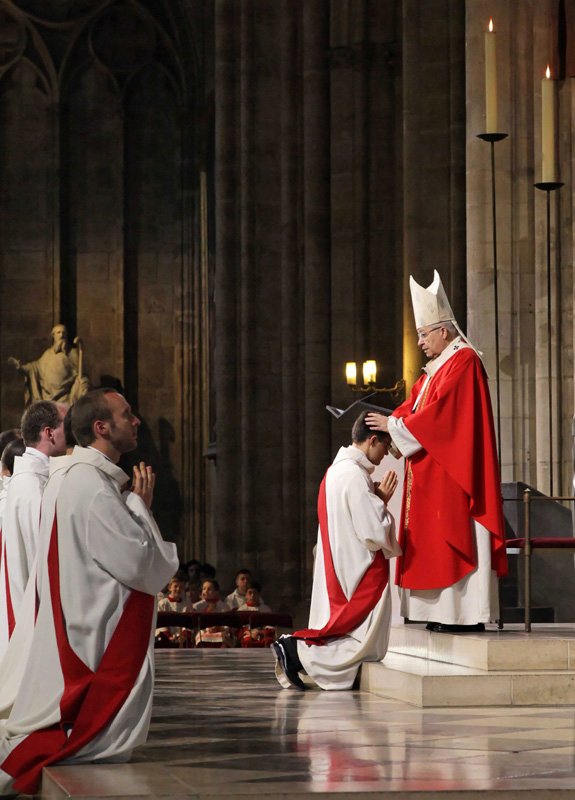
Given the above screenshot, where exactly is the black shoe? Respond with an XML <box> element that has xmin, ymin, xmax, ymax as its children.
<box><xmin>271</xmin><ymin>639</ymin><xmax>306</xmax><ymax>690</ymax></box>
<box><xmin>279</xmin><ymin>634</ymin><xmax>305</xmax><ymax>673</ymax></box>
<box><xmin>433</xmin><ymin>623</ymin><xmax>486</xmax><ymax>633</ymax></box>
<box><xmin>426</xmin><ymin>622</ymin><xmax>439</xmax><ymax>631</ymax></box>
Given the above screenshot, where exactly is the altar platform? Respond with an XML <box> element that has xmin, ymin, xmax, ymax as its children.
<box><xmin>42</xmin><ymin>635</ymin><xmax>575</xmax><ymax>799</ymax></box>
<box><xmin>361</xmin><ymin>623</ymin><xmax>575</xmax><ymax>707</ymax></box>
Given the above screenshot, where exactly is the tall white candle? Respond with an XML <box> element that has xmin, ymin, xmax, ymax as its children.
<box><xmin>484</xmin><ymin>18</ymin><xmax>498</xmax><ymax>133</ymax></box>
<box><xmin>541</xmin><ymin>65</ymin><xmax>556</xmax><ymax>182</ymax></box>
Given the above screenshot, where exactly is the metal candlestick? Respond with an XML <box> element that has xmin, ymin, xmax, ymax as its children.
<box><xmin>534</xmin><ymin>180</ymin><xmax>563</xmax><ymax>496</ymax></box>
<box><xmin>477</xmin><ymin>131</ymin><xmax>508</xmax><ymax>468</ymax></box>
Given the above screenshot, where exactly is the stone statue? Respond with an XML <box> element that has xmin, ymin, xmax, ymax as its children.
<box><xmin>8</xmin><ymin>324</ymin><xmax>90</xmax><ymax>406</ymax></box>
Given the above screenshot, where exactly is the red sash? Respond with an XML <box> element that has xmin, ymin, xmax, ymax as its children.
<box><xmin>3</xmin><ymin>515</ymin><xmax>154</xmax><ymax>794</ymax></box>
<box><xmin>0</xmin><ymin>531</ymin><xmax>15</xmax><ymax>638</ymax></box>
<box><xmin>293</xmin><ymin>472</ymin><xmax>389</xmax><ymax>646</ymax></box>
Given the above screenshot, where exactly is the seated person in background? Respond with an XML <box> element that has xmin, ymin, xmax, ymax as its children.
<box><xmin>226</xmin><ymin>568</ymin><xmax>251</xmax><ymax>609</ymax></box>
<box><xmin>193</xmin><ymin>579</ymin><xmax>229</xmax><ymax>613</ymax></box>
<box><xmin>193</xmin><ymin>579</ymin><xmax>233</xmax><ymax>647</ymax></box>
<box><xmin>237</xmin><ymin>581</ymin><xmax>271</xmax><ymax>613</ymax></box>
<box><xmin>186</xmin><ymin>559</ymin><xmax>202</xmax><ymax>604</ymax></box>
<box><xmin>237</xmin><ymin>581</ymin><xmax>275</xmax><ymax>648</ymax></box>
<box><xmin>155</xmin><ymin>572</ymin><xmax>190</xmax><ymax>647</ymax></box>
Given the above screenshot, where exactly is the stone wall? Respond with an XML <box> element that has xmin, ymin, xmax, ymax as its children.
<box><xmin>0</xmin><ymin>0</ymin><xmax>210</xmax><ymax>553</ymax></box>
<box><xmin>212</xmin><ymin>0</ymin><xmax>467</xmax><ymax>608</ymax></box>
<box><xmin>466</xmin><ymin>0</ymin><xmax>574</xmax><ymax>494</ymax></box>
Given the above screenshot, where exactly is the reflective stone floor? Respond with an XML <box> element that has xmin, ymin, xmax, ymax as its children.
<box><xmin>43</xmin><ymin>649</ymin><xmax>575</xmax><ymax>798</ymax></box>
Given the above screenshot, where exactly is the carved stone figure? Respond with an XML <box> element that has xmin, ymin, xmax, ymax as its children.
<box><xmin>8</xmin><ymin>324</ymin><xmax>90</xmax><ymax>406</ymax></box>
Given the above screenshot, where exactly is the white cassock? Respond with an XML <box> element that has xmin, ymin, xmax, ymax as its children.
<box><xmin>297</xmin><ymin>446</ymin><xmax>401</xmax><ymax>691</ymax></box>
<box><xmin>388</xmin><ymin>416</ymin><xmax>499</xmax><ymax>624</ymax></box>
<box><xmin>0</xmin><ymin>446</ymin><xmax>178</xmax><ymax>796</ymax></box>
<box><xmin>0</xmin><ymin>449</ymin><xmax>49</xmax><ymax>664</ymax></box>
<box><xmin>0</xmin><ymin>455</ymin><xmax>72</xmax><ymax>720</ymax></box>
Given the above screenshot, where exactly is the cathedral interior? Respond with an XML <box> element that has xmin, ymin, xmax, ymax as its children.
<box><xmin>3</xmin><ymin>1</ymin><xmax>575</xmax><ymax>798</ymax></box>
<box><xmin>0</xmin><ymin>0</ymin><xmax>572</xmax><ymax>611</ymax></box>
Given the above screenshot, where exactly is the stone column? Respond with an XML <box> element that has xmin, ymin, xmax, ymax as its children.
<box><xmin>402</xmin><ymin>0</ymin><xmax>466</xmax><ymax>389</ymax></box>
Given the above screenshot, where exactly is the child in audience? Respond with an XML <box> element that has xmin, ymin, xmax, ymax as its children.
<box><xmin>237</xmin><ymin>581</ymin><xmax>276</xmax><ymax>648</ymax></box>
<box><xmin>193</xmin><ymin>579</ymin><xmax>233</xmax><ymax>647</ymax></box>
<box><xmin>226</xmin><ymin>568</ymin><xmax>251</xmax><ymax>609</ymax></box>
<box><xmin>156</xmin><ymin>573</ymin><xmax>190</xmax><ymax>646</ymax></box>
<box><xmin>237</xmin><ymin>581</ymin><xmax>271</xmax><ymax>612</ymax></box>
<box><xmin>193</xmin><ymin>579</ymin><xmax>229</xmax><ymax>612</ymax></box>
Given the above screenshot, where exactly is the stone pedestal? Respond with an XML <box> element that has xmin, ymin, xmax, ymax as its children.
<box><xmin>360</xmin><ymin>624</ymin><xmax>575</xmax><ymax>707</ymax></box>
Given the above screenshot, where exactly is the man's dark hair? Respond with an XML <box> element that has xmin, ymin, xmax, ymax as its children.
<box><xmin>351</xmin><ymin>411</ymin><xmax>390</xmax><ymax>445</ymax></box>
<box><xmin>0</xmin><ymin>429</ymin><xmax>20</xmax><ymax>455</ymax></box>
<box><xmin>71</xmin><ymin>388</ymin><xmax>118</xmax><ymax>447</ymax></box>
<box><xmin>63</xmin><ymin>407</ymin><xmax>77</xmax><ymax>450</ymax></box>
<box><xmin>1</xmin><ymin>437</ymin><xmax>25</xmax><ymax>475</ymax></box>
<box><xmin>203</xmin><ymin>578</ymin><xmax>219</xmax><ymax>591</ymax></box>
<box><xmin>21</xmin><ymin>401</ymin><xmax>61</xmax><ymax>446</ymax></box>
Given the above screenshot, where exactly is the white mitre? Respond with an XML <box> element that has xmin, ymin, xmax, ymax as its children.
<box><xmin>409</xmin><ymin>270</ymin><xmax>482</xmax><ymax>356</ymax></box>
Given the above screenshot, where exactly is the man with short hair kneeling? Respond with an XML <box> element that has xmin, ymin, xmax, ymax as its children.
<box><xmin>272</xmin><ymin>411</ymin><xmax>400</xmax><ymax>691</ymax></box>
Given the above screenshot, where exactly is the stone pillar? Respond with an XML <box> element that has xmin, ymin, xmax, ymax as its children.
<box><xmin>466</xmin><ymin>0</ymin><xmax>574</xmax><ymax>493</ymax></box>
<box><xmin>402</xmin><ymin>0</ymin><xmax>466</xmax><ymax>389</ymax></box>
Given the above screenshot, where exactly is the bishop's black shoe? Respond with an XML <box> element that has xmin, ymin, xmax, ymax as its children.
<box><xmin>433</xmin><ymin>623</ymin><xmax>486</xmax><ymax>633</ymax></box>
<box><xmin>271</xmin><ymin>636</ymin><xmax>306</xmax><ymax>691</ymax></box>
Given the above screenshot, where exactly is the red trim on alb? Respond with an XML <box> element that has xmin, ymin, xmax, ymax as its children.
<box><xmin>292</xmin><ymin>472</ymin><xmax>388</xmax><ymax>646</ymax></box>
<box><xmin>1</xmin><ymin>532</ymin><xmax>15</xmax><ymax>638</ymax></box>
<box><xmin>2</xmin><ymin>513</ymin><xmax>154</xmax><ymax>794</ymax></box>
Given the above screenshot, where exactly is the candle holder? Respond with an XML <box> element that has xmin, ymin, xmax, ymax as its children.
<box><xmin>477</xmin><ymin>131</ymin><xmax>509</xmax><ymax>469</ymax></box>
<box><xmin>534</xmin><ymin>180</ymin><xmax>564</xmax><ymax>496</ymax></box>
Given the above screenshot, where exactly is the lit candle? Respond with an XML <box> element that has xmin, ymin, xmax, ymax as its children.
<box><xmin>484</xmin><ymin>18</ymin><xmax>498</xmax><ymax>133</ymax></box>
<box><xmin>541</xmin><ymin>65</ymin><xmax>556</xmax><ymax>182</ymax></box>
<box><xmin>345</xmin><ymin>362</ymin><xmax>357</xmax><ymax>386</ymax></box>
<box><xmin>363</xmin><ymin>360</ymin><xmax>377</xmax><ymax>385</ymax></box>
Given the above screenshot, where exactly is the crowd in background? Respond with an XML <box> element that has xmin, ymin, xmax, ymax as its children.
<box><xmin>155</xmin><ymin>564</ymin><xmax>276</xmax><ymax>648</ymax></box>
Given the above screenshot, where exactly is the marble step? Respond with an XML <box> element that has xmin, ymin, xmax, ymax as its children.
<box><xmin>389</xmin><ymin>623</ymin><xmax>575</xmax><ymax>671</ymax></box>
<box><xmin>360</xmin><ymin>651</ymin><xmax>575</xmax><ymax>707</ymax></box>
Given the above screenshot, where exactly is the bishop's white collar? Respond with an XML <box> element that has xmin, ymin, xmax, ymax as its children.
<box><xmin>423</xmin><ymin>336</ymin><xmax>471</xmax><ymax>378</ymax></box>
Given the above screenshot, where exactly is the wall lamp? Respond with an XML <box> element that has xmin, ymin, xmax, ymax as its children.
<box><xmin>345</xmin><ymin>360</ymin><xmax>406</xmax><ymax>402</ymax></box>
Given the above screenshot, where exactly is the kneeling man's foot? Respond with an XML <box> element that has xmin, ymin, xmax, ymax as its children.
<box><xmin>272</xmin><ymin>639</ymin><xmax>306</xmax><ymax>690</ymax></box>
<box><xmin>425</xmin><ymin>622</ymin><xmax>439</xmax><ymax>631</ymax></box>
<box><xmin>433</xmin><ymin>622</ymin><xmax>485</xmax><ymax>633</ymax></box>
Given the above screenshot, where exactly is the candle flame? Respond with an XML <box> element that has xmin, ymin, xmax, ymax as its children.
<box><xmin>546</xmin><ymin>64</ymin><xmax>551</xmax><ymax>79</ymax></box>
<box><xmin>488</xmin><ymin>18</ymin><xmax>494</xmax><ymax>32</ymax></box>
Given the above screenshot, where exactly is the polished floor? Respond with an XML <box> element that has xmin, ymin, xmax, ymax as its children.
<box><xmin>43</xmin><ymin>648</ymin><xmax>575</xmax><ymax>799</ymax></box>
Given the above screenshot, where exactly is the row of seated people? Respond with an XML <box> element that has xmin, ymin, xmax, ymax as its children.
<box><xmin>156</xmin><ymin>571</ymin><xmax>275</xmax><ymax>648</ymax></box>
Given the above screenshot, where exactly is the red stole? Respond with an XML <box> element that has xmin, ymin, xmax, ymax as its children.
<box><xmin>293</xmin><ymin>472</ymin><xmax>389</xmax><ymax>646</ymax></box>
<box><xmin>2</xmin><ymin>514</ymin><xmax>154</xmax><ymax>795</ymax></box>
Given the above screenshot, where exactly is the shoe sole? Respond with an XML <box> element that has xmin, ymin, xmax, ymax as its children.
<box><xmin>271</xmin><ymin>641</ymin><xmax>305</xmax><ymax>691</ymax></box>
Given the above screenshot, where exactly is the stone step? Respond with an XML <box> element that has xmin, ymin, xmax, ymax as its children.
<box><xmin>360</xmin><ymin>651</ymin><xmax>575</xmax><ymax>707</ymax></box>
<box><xmin>389</xmin><ymin>623</ymin><xmax>575</xmax><ymax>671</ymax></box>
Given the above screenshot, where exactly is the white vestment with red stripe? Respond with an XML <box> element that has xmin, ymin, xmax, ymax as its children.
<box><xmin>0</xmin><ymin>446</ymin><xmax>178</xmax><ymax>795</ymax></box>
<box><xmin>0</xmin><ymin>450</ymin><xmax>49</xmax><ymax>665</ymax></box>
<box><xmin>0</xmin><ymin>455</ymin><xmax>72</xmax><ymax>720</ymax></box>
<box><xmin>297</xmin><ymin>446</ymin><xmax>401</xmax><ymax>690</ymax></box>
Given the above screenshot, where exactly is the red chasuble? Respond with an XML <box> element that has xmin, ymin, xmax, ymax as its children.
<box><xmin>393</xmin><ymin>346</ymin><xmax>507</xmax><ymax>590</ymax></box>
<box><xmin>292</xmin><ymin>473</ymin><xmax>389</xmax><ymax>645</ymax></box>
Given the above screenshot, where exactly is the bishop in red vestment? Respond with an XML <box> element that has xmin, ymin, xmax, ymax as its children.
<box><xmin>367</xmin><ymin>271</ymin><xmax>507</xmax><ymax>632</ymax></box>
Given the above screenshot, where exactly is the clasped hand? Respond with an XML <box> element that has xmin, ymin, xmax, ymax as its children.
<box><xmin>374</xmin><ymin>470</ymin><xmax>398</xmax><ymax>504</ymax></box>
